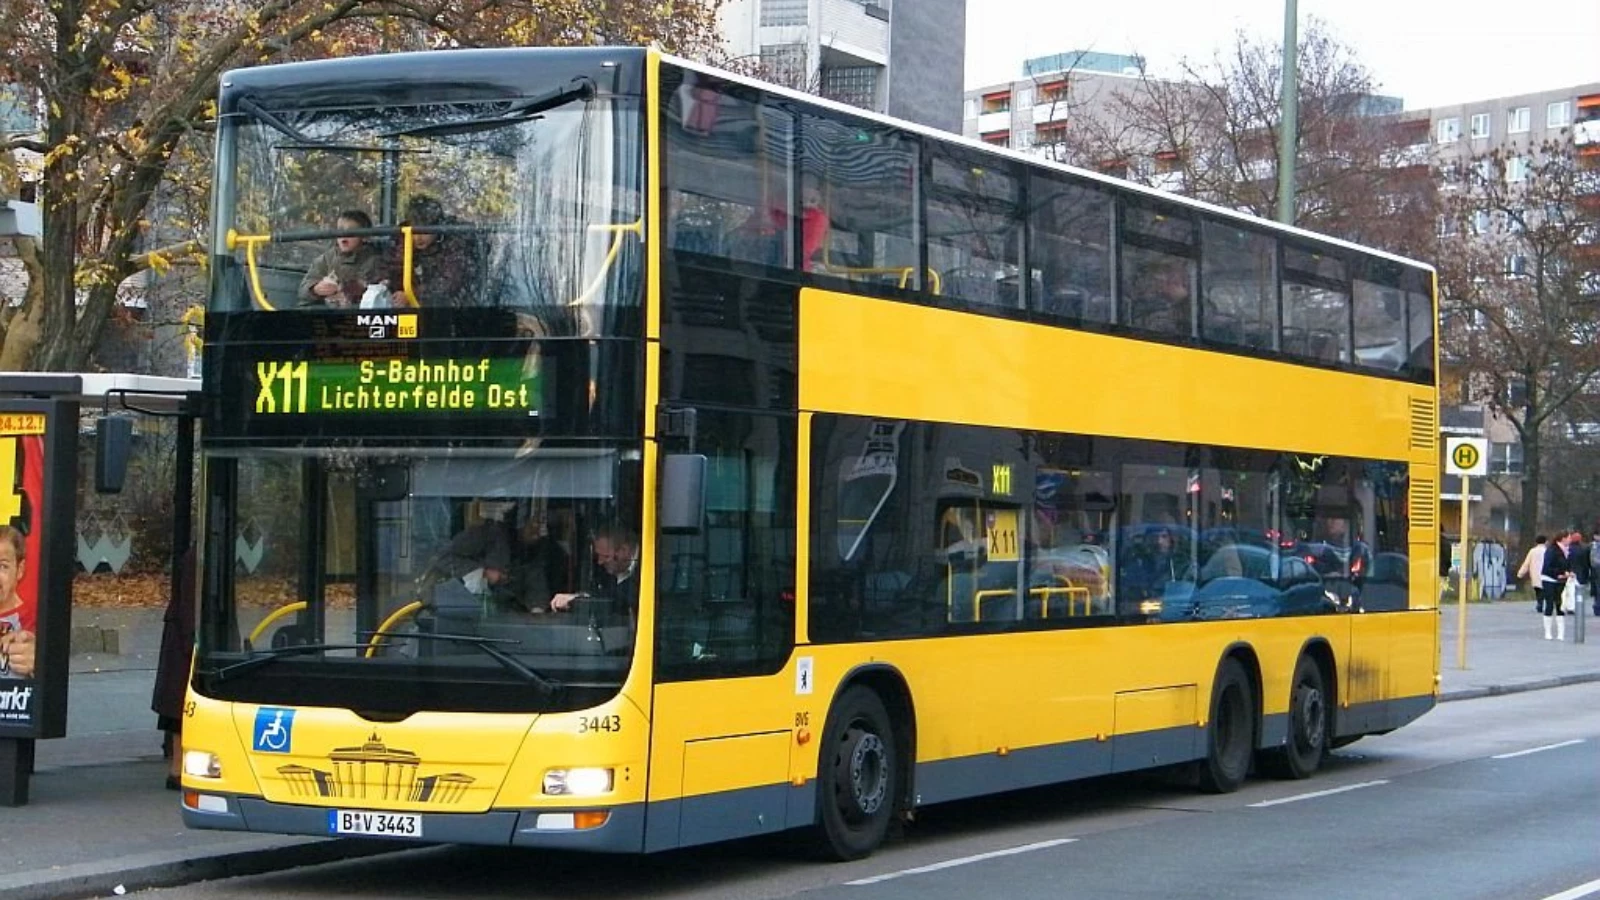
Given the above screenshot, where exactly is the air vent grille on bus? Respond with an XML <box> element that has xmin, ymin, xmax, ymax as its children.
<box><xmin>1410</xmin><ymin>479</ymin><xmax>1437</xmax><ymax>531</ymax></box>
<box><xmin>1409</xmin><ymin>398</ymin><xmax>1437</xmax><ymax>451</ymax></box>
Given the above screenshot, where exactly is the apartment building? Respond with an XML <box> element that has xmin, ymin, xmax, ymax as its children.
<box><xmin>961</xmin><ymin>51</ymin><xmax>1161</xmax><ymax>160</ymax></box>
<box><xmin>1416</xmin><ymin>83</ymin><xmax>1600</xmax><ymax>542</ymax></box>
<box><xmin>717</xmin><ymin>0</ymin><xmax>967</xmax><ymax>132</ymax></box>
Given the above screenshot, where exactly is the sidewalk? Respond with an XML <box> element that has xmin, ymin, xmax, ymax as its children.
<box><xmin>5</xmin><ymin>601</ymin><xmax>1600</xmax><ymax>900</ymax></box>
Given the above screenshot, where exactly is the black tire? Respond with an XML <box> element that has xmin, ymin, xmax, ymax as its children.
<box><xmin>1259</xmin><ymin>655</ymin><xmax>1329</xmax><ymax>780</ymax></box>
<box><xmin>808</xmin><ymin>686</ymin><xmax>897</xmax><ymax>861</ymax></box>
<box><xmin>1197</xmin><ymin>658</ymin><xmax>1254</xmax><ymax>794</ymax></box>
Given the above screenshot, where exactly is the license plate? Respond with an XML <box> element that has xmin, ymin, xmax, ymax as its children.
<box><xmin>328</xmin><ymin>809</ymin><xmax>423</xmax><ymax>837</ymax></box>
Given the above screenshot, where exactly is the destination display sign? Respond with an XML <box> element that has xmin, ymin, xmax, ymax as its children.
<box><xmin>208</xmin><ymin>325</ymin><xmax>551</xmax><ymax>440</ymax></box>
<box><xmin>253</xmin><ymin>356</ymin><xmax>538</xmax><ymax>416</ymax></box>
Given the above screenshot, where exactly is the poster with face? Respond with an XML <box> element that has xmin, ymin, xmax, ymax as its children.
<box><xmin>0</xmin><ymin>425</ymin><xmax>43</xmax><ymax>731</ymax></box>
<box><xmin>0</xmin><ymin>400</ymin><xmax>71</xmax><ymax>740</ymax></box>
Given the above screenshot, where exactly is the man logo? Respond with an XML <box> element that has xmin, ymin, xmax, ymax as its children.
<box><xmin>355</xmin><ymin>314</ymin><xmax>418</xmax><ymax>340</ymax></box>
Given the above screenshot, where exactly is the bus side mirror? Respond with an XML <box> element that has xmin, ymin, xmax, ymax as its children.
<box><xmin>95</xmin><ymin>415</ymin><xmax>135</xmax><ymax>494</ymax></box>
<box><xmin>660</xmin><ymin>454</ymin><xmax>706</xmax><ymax>535</ymax></box>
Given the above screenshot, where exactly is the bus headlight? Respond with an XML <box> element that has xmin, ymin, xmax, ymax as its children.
<box><xmin>183</xmin><ymin>750</ymin><xmax>223</xmax><ymax>778</ymax></box>
<box><xmin>543</xmin><ymin>767</ymin><xmax>613</xmax><ymax>797</ymax></box>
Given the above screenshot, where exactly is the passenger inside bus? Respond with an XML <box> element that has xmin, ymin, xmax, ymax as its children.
<box><xmin>799</xmin><ymin>182</ymin><xmax>831</xmax><ymax>271</ymax></box>
<box><xmin>296</xmin><ymin>209</ymin><xmax>384</xmax><ymax>308</ymax></box>
<box><xmin>423</xmin><ymin>499</ymin><xmax>516</xmax><ymax>617</ymax></box>
<box><xmin>383</xmin><ymin>194</ymin><xmax>484</xmax><ymax>306</ymax></box>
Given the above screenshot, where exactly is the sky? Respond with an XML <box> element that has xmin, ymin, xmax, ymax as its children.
<box><xmin>965</xmin><ymin>0</ymin><xmax>1600</xmax><ymax>111</ymax></box>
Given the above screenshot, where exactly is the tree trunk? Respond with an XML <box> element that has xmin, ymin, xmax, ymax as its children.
<box><xmin>1519</xmin><ymin>423</ymin><xmax>1541</xmax><ymax>554</ymax></box>
<box><xmin>0</xmin><ymin>236</ymin><xmax>45</xmax><ymax>370</ymax></box>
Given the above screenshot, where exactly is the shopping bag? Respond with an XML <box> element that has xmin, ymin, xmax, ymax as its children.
<box><xmin>1561</xmin><ymin>579</ymin><xmax>1577</xmax><ymax>613</ymax></box>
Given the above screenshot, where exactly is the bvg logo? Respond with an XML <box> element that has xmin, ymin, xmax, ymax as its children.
<box><xmin>357</xmin><ymin>314</ymin><xmax>418</xmax><ymax>340</ymax></box>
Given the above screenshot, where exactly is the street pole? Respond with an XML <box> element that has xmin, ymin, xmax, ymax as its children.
<box><xmin>1456</xmin><ymin>476</ymin><xmax>1470</xmax><ymax>669</ymax></box>
<box><xmin>1276</xmin><ymin>0</ymin><xmax>1299</xmax><ymax>226</ymax></box>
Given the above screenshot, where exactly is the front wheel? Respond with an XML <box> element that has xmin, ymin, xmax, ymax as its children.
<box><xmin>1259</xmin><ymin>655</ymin><xmax>1328</xmax><ymax>779</ymax></box>
<box><xmin>1197</xmin><ymin>658</ymin><xmax>1255</xmax><ymax>794</ymax></box>
<box><xmin>808</xmin><ymin>686</ymin><xmax>897</xmax><ymax>861</ymax></box>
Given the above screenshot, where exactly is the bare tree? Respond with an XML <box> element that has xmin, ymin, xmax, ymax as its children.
<box><xmin>1436</xmin><ymin>137</ymin><xmax>1600</xmax><ymax>548</ymax></box>
<box><xmin>0</xmin><ymin>0</ymin><xmax>725</xmax><ymax>372</ymax></box>
<box><xmin>1054</xmin><ymin>18</ymin><xmax>1437</xmax><ymax>259</ymax></box>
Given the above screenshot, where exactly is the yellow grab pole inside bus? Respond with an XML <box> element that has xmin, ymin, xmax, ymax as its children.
<box><xmin>1456</xmin><ymin>476</ymin><xmax>1470</xmax><ymax>670</ymax></box>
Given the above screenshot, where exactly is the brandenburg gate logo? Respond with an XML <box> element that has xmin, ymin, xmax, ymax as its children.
<box><xmin>278</xmin><ymin>733</ymin><xmax>475</xmax><ymax>805</ymax></box>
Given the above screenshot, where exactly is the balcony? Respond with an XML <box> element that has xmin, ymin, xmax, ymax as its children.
<box><xmin>1577</xmin><ymin>119</ymin><xmax>1600</xmax><ymax>153</ymax></box>
<box><xmin>1033</xmin><ymin>103</ymin><xmax>1069</xmax><ymax>125</ymax></box>
<box><xmin>818</xmin><ymin>0</ymin><xmax>889</xmax><ymax>66</ymax></box>
<box><xmin>976</xmin><ymin>110</ymin><xmax>1012</xmax><ymax>135</ymax></box>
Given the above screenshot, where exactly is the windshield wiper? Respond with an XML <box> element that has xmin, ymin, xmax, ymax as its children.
<box><xmin>237</xmin><ymin>96</ymin><xmax>321</xmax><ymax>144</ymax></box>
<box><xmin>361</xmin><ymin>631</ymin><xmax>562</xmax><ymax>696</ymax></box>
<box><xmin>211</xmin><ymin>643</ymin><xmax>371</xmax><ymax>682</ymax></box>
<box><xmin>381</xmin><ymin>77</ymin><xmax>596</xmax><ymax>139</ymax></box>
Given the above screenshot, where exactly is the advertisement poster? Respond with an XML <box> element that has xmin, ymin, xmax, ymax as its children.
<box><xmin>0</xmin><ymin>418</ymin><xmax>44</xmax><ymax>730</ymax></box>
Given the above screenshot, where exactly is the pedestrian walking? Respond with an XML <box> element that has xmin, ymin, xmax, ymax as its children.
<box><xmin>1539</xmin><ymin>531</ymin><xmax>1572</xmax><ymax>641</ymax></box>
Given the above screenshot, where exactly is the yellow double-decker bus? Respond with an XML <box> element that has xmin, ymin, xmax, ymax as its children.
<box><xmin>180</xmin><ymin>46</ymin><xmax>1439</xmax><ymax>861</ymax></box>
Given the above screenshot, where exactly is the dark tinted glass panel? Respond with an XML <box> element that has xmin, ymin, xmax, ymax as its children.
<box><xmin>808</xmin><ymin>414</ymin><xmax>1412</xmax><ymax>643</ymax></box>
<box><xmin>663</xmin><ymin>69</ymin><xmax>795</xmax><ymax>269</ymax></box>
<box><xmin>1407</xmin><ymin>290</ymin><xmax>1435</xmax><ymax>379</ymax></box>
<box><xmin>1283</xmin><ymin>246</ymin><xmax>1347</xmax><ymax>283</ymax></box>
<box><xmin>799</xmin><ymin>112</ymin><xmax>919</xmax><ymax>289</ymax></box>
<box><xmin>1282</xmin><ymin>282</ymin><xmax>1350</xmax><ymax>364</ymax></box>
<box><xmin>926</xmin><ymin>152</ymin><xmax>1023</xmax><ymax>309</ymax></box>
<box><xmin>1353</xmin><ymin>279</ymin><xmax>1407</xmax><ymax>373</ymax></box>
<box><xmin>1121</xmin><ymin>245</ymin><xmax>1195</xmax><ymax>337</ymax></box>
<box><xmin>1280</xmin><ymin>455</ymin><xmax>1410</xmax><ymax>612</ymax></box>
<box><xmin>1201</xmin><ymin>223</ymin><xmax>1276</xmax><ymax>351</ymax></box>
<box><xmin>1121</xmin><ymin>204</ymin><xmax>1196</xmax><ymax>338</ymax></box>
<box><xmin>1029</xmin><ymin>177</ymin><xmax>1114</xmax><ymax>325</ymax></box>
<box><xmin>656</xmin><ymin>411</ymin><xmax>796</xmax><ymax>680</ymax></box>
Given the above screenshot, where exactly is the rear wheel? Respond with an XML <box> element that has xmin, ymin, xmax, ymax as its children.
<box><xmin>1259</xmin><ymin>655</ymin><xmax>1329</xmax><ymax>779</ymax></box>
<box><xmin>1197</xmin><ymin>658</ymin><xmax>1254</xmax><ymax>794</ymax></box>
<box><xmin>808</xmin><ymin>686</ymin><xmax>896</xmax><ymax>861</ymax></box>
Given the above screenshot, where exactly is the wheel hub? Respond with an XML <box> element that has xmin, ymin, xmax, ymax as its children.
<box><xmin>849</xmin><ymin>731</ymin><xmax>888</xmax><ymax>816</ymax></box>
<box><xmin>1295</xmin><ymin>685</ymin><xmax>1325</xmax><ymax>749</ymax></box>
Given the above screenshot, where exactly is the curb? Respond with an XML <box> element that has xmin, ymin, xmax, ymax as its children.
<box><xmin>0</xmin><ymin>836</ymin><xmax>410</xmax><ymax>900</ymax></box>
<box><xmin>1440</xmin><ymin>670</ymin><xmax>1600</xmax><ymax>703</ymax></box>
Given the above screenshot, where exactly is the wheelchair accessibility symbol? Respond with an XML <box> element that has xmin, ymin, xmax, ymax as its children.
<box><xmin>253</xmin><ymin>707</ymin><xmax>296</xmax><ymax>754</ymax></box>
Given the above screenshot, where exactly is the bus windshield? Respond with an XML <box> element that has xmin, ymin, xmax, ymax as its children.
<box><xmin>211</xmin><ymin>90</ymin><xmax>642</xmax><ymax>327</ymax></box>
<box><xmin>196</xmin><ymin>444</ymin><xmax>643</xmax><ymax>714</ymax></box>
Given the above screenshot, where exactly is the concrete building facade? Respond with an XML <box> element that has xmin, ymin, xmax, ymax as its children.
<box><xmin>717</xmin><ymin>0</ymin><xmax>967</xmax><ymax>132</ymax></box>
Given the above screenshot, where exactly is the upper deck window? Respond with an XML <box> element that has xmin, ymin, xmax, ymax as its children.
<box><xmin>1029</xmin><ymin>174</ymin><xmax>1114</xmax><ymax>326</ymax></box>
<box><xmin>1119</xmin><ymin>202</ymin><xmax>1197</xmax><ymax>339</ymax></box>
<box><xmin>798</xmin><ymin>110</ymin><xmax>920</xmax><ymax>290</ymax></box>
<box><xmin>925</xmin><ymin>149</ymin><xmax>1023</xmax><ymax>310</ymax></box>
<box><xmin>663</xmin><ymin>70</ymin><xmax>797</xmax><ymax>269</ymax></box>
<box><xmin>212</xmin><ymin>89</ymin><xmax>643</xmax><ymax>334</ymax></box>
<box><xmin>1201</xmin><ymin>222</ymin><xmax>1277</xmax><ymax>352</ymax></box>
<box><xmin>1281</xmin><ymin>245</ymin><xmax>1350</xmax><ymax>365</ymax></box>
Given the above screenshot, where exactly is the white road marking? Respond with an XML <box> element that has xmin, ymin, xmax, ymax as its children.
<box><xmin>1247</xmin><ymin>780</ymin><xmax>1390</xmax><ymax>808</ymax></box>
<box><xmin>1491</xmin><ymin>739</ymin><xmax>1585</xmax><ymax>760</ymax></box>
<box><xmin>846</xmin><ymin>838</ymin><xmax>1078</xmax><ymax>886</ymax></box>
<box><xmin>1538</xmin><ymin>877</ymin><xmax>1600</xmax><ymax>900</ymax></box>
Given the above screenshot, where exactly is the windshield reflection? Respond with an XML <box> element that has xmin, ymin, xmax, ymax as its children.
<box><xmin>212</xmin><ymin>96</ymin><xmax>643</xmax><ymax>335</ymax></box>
<box><xmin>199</xmin><ymin>446</ymin><xmax>643</xmax><ymax>707</ymax></box>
